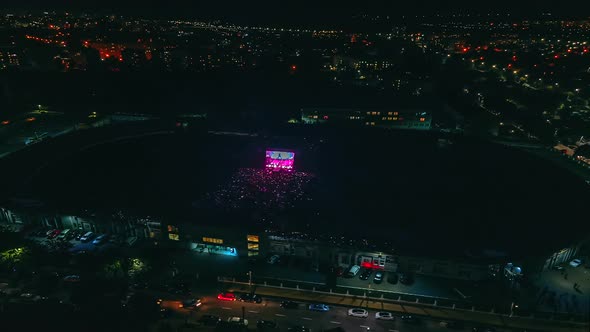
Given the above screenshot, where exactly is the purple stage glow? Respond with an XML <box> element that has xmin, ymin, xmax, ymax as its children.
<box><xmin>265</xmin><ymin>150</ymin><xmax>295</xmax><ymax>170</ymax></box>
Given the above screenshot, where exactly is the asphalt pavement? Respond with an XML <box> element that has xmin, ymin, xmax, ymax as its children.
<box><xmin>159</xmin><ymin>293</ymin><xmax>507</xmax><ymax>332</ymax></box>
<box><xmin>221</xmin><ymin>283</ymin><xmax>587</xmax><ymax>332</ymax></box>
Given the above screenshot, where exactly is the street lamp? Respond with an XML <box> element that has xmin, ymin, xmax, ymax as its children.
<box><xmin>248</xmin><ymin>270</ymin><xmax>252</xmax><ymax>285</ymax></box>
<box><xmin>510</xmin><ymin>302</ymin><xmax>519</xmax><ymax>317</ymax></box>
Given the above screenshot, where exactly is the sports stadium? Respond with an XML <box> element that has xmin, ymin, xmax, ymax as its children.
<box><xmin>1</xmin><ymin>122</ymin><xmax>588</xmax><ymax>271</ymax></box>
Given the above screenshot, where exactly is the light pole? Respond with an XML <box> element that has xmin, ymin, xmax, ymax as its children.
<box><xmin>510</xmin><ymin>302</ymin><xmax>518</xmax><ymax>317</ymax></box>
<box><xmin>248</xmin><ymin>270</ymin><xmax>252</xmax><ymax>285</ymax></box>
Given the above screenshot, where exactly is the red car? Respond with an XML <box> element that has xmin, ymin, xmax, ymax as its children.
<box><xmin>47</xmin><ymin>229</ymin><xmax>62</xmax><ymax>239</ymax></box>
<box><xmin>217</xmin><ymin>292</ymin><xmax>236</xmax><ymax>301</ymax></box>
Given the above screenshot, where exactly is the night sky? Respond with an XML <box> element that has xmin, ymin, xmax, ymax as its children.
<box><xmin>2</xmin><ymin>0</ymin><xmax>589</xmax><ymax>24</ymax></box>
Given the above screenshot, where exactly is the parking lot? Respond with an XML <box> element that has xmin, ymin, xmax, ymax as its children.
<box><xmin>337</xmin><ymin>268</ymin><xmax>473</xmax><ymax>300</ymax></box>
<box><xmin>25</xmin><ymin>228</ymin><xmax>137</xmax><ymax>254</ymax></box>
<box><xmin>252</xmin><ymin>258</ymin><xmax>484</xmax><ymax>302</ymax></box>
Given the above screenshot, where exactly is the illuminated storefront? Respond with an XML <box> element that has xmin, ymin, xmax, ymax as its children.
<box><xmin>190</xmin><ymin>237</ymin><xmax>238</xmax><ymax>257</ymax></box>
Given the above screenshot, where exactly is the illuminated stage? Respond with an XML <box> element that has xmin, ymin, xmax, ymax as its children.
<box><xmin>265</xmin><ymin>150</ymin><xmax>295</xmax><ymax>171</ymax></box>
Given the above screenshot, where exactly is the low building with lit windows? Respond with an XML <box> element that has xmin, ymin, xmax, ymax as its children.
<box><xmin>163</xmin><ymin>222</ymin><xmax>264</xmax><ymax>259</ymax></box>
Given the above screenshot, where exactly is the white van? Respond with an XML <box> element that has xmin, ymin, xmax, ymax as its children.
<box><xmin>347</xmin><ymin>265</ymin><xmax>361</xmax><ymax>277</ymax></box>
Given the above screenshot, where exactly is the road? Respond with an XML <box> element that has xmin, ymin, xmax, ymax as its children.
<box><xmin>157</xmin><ymin>293</ymin><xmax>510</xmax><ymax>332</ymax></box>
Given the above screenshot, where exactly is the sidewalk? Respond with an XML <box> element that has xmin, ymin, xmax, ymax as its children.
<box><xmin>224</xmin><ymin>282</ymin><xmax>589</xmax><ymax>332</ymax></box>
<box><xmin>526</xmin><ymin>265</ymin><xmax>590</xmax><ymax>315</ymax></box>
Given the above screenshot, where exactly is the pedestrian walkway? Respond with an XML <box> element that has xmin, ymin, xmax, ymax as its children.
<box><xmin>224</xmin><ymin>282</ymin><xmax>588</xmax><ymax>332</ymax></box>
<box><xmin>527</xmin><ymin>265</ymin><xmax>590</xmax><ymax>315</ymax></box>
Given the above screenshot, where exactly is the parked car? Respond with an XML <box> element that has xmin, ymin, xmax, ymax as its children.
<box><xmin>179</xmin><ymin>298</ymin><xmax>201</xmax><ymax>308</ymax></box>
<box><xmin>570</xmin><ymin>259</ymin><xmax>582</xmax><ymax>267</ymax></box>
<box><xmin>80</xmin><ymin>232</ymin><xmax>95</xmax><ymax>242</ymax></box>
<box><xmin>20</xmin><ymin>293</ymin><xmax>45</xmax><ymax>302</ymax></box>
<box><xmin>56</xmin><ymin>229</ymin><xmax>71</xmax><ymax>241</ymax></box>
<box><xmin>257</xmin><ymin>320</ymin><xmax>278</xmax><ymax>329</ymax></box>
<box><xmin>359</xmin><ymin>268</ymin><xmax>372</xmax><ymax>280</ymax></box>
<box><xmin>47</xmin><ymin>229</ymin><xmax>61</xmax><ymax>239</ymax></box>
<box><xmin>347</xmin><ymin>265</ymin><xmax>361</xmax><ymax>277</ymax></box>
<box><xmin>227</xmin><ymin>317</ymin><xmax>248</xmax><ymax>326</ymax></box>
<box><xmin>74</xmin><ymin>230</ymin><xmax>85</xmax><ymax>240</ymax></box>
<box><xmin>126</xmin><ymin>236</ymin><xmax>138</xmax><ymax>247</ymax></box>
<box><xmin>198</xmin><ymin>315</ymin><xmax>221</xmax><ymax>326</ymax></box>
<box><xmin>399</xmin><ymin>273</ymin><xmax>413</xmax><ymax>285</ymax></box>
<box><xmin>308</xmin><ymin>304</ymin><xmax>330</xmax><ymax>312</ymax></box>
<box><xmin>92</xmin><ymin>234</ymin><xmax>109</xmax><ymax>245</ymax></box>
<box><xmin>375</xmin><ymin>311</ymin><xmax>395</xmax><ymax>320</ymax></box>
<box><xmin>239</xmin><ymin>293</ymin><xmax>263</xmax><ymax>303</ymax></box>
<box><xmin>62</xmin><ymin>275</ymin><xmax>80</xmax><ymax>283</ymax></box>
<box><xmin>373</xmin><ymin>271</ymin><xmax>384</xmax><ymax>284</ymax></box>
<box><xmin>267</xmin><ymin>255</ymin><xmax>280</xmax><ymax>264</ymax></box>
<box><xmin>387</xmin><ymin>272</ymin><xmax>398</xmax><ymax>284</ymax></box>
<box><xmin>217</xmin><ymin>292</ymin><xmax>236</xmax><ymax>301</ymax></box>
<box><xmin>280</xmin><ymin>301</ymin><xmax>299</xmax><ymax>309</ymax></box>
<box><xmin>347</xmin><ymin>308</ymin><xmax>368</xmax><ymax>318</ymax></box>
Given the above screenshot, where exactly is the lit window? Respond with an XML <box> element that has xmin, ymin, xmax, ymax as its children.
<box><xmin>248</xmin><ymin>251</ymin><xmax>259</xmax><ymax>256</ymax></box>
<box><xmin>392</xmin><ymin>117</ymin><xmax>398</xmax><ymax>120</ymax></box>
<box><xmin>248</xmin><ymin>243</ymin><xmax>259</xmax><ymax>250</ymax></box>
<box><xmin>247</xmin><ymin>235</ymin><xmax>259</xmax><ymax>242</ymax></box>
<box><xmin>420</xmin><ymin>117</ymin><xmax>426</xmax><ymax>122</ymax></box>
<box><xmin>393</xmin><ymin>112</ymin><xmax>399</xmax><ymax>116</ymax></box>
<box><xmin>203</xmin><ymin>237</ymin><xmax>223</xmax><ymax>244</ymax></box>
<box><xmin>371</xmin><ymin>112</ymin><xmax>377</xmax><ymax>115</ymax></box>
<box><xmin>388</xmin><ymin>112</ymin><xmax>393</xmax><ymax>115</ymax></box>
<box><xmin>168</xmin><ymin>225</ymin><xmax>179</xmax><ymax>233</ymax></box>
<box><xmin>169</xmin><ymin>234</ymin><xmax>180</xmax><ymax>241</ymax></box>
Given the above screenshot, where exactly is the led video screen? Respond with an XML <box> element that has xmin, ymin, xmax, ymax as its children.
<box><xmin>265</xmin><ymin>150</ymin><xmax>295</xmax><ymax>170</ymax></box>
